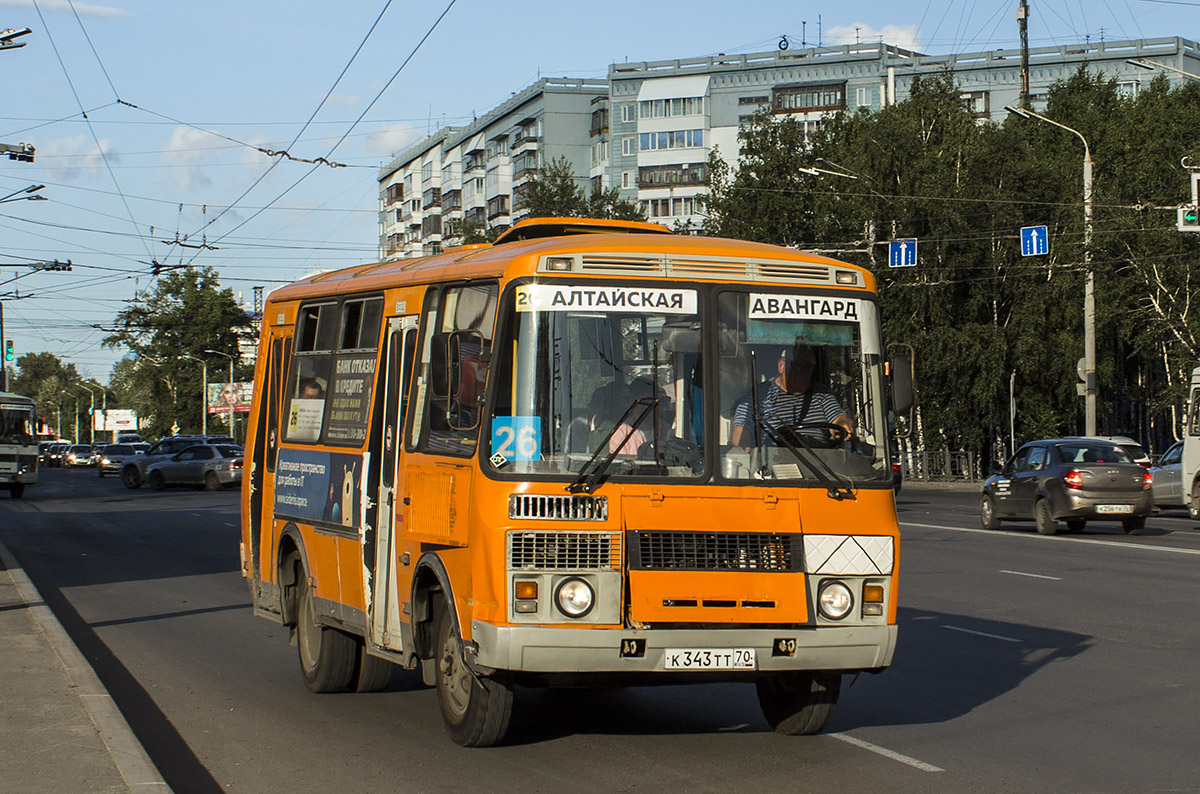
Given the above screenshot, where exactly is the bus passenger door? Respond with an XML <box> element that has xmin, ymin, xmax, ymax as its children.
<box><xmin>368</xmin><ymin>316</ymin><xmax>418</xmax><ymax>651</ymax></box>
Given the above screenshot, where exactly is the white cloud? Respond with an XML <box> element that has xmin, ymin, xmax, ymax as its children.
<box><xmin>361</xmin><ymin>122</ymin><xmax>421</xmax><ymax>159</ymax></box>
<box><xmin>825</xmin><ymin>23</ymin><xmax>922</xmax><ymax>52</ymax></box>
<box><xmin>160</xmin><ymin>126</ymin><xmax>228</xmax><ymax>191</ymax></box>
<box><xmin>0</xmin><ymin>0</ymin><xmax>130</xmax><ymax>18</ymax></box>
<box><xmin>327</xmin><ymin>93</ymin><xmax>361</xmax><ymax>109</ymax></box>
<box><xmin>39</xmin><ymin>134</ymin><xmax>118</xmax><ymax>180</ymax></box>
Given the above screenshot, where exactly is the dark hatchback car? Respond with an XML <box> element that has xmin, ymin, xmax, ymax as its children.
<box><xmin>981</xmin><ymin>438</ymin><xmax>1153</xmax><ymax>535</ymax></box>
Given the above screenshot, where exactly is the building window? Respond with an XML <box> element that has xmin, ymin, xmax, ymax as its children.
<box><xmin>639</xmin><ymin>129</ymin><xmax>704</xmax><ymax>151</ymax></box>
<box><xmin>622</xmin><ymin>171</ymin><xmax>631</xmax><ymax>189</ymax></box>
<box><xmin>855</xmin><ymin>86</ymin><xmax>871</xmax><ymax>107</ymax></box>
<box><xmin>422</xmin><ymin>187</ymin><xmax>441</xmax><ymax>210</ymax></box>
<box><xmin>621</xmin><ymin>136</ymin><xmax>636</xmax><ymax>156</ymax></box>
<box><xmin>773</xmin><ymin>82</ymin><xmax>846</xmax><ymax>113</ymax></box>
<box><xmin>621</xmin><ymin>103</ymin><xmax>636</xmax><ymax>123</ymax></box>
<box><xmin>386</xmin><ymin>183</ymin><xmax>404</xmax><ymax>205</ymax></box>
<box><xmin>421</xmin><ymin>162</ymin><xmax>433</xmax><ymax>182</ymax></box>
<box><xmin>486</xmin><ymin>138</ymin><xmax>508</xmax><ymax>159</ymax></box>
<box><xmin>738</xmin><ymin>95</ymin><xmax>769</xmax><ymax>106</ymax></box>
<box><xmin>637</xmin><ymin>162</ymin><xmax>708</xmax><ymax>188</ymax></box>
<box><xmin>643</xmin><ymin>197</ymin><xmax>697</xmax><ymax>218</ymax></box>
<box><xmin>1117</xmin><ymin>80</ymin><xmax>1139</xmax><ymax>99</ymax></box>
<box><xmin>590</xmin><ymin>108</ymin><xmax>609</xmax><ymax>136</ymax></box>
<box><xmin>639</xmin><ymin>96</ymin><xmax>705</xmax><ymax>118</ymax></box>
<box><xmin>962</xmin><ymin>90</ymin><xmax>990</xmax><ymax>118</ymax></box>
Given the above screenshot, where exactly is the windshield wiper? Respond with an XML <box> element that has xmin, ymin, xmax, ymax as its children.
<box><xmin>757</xmin><ymin>415</ymin><xmax>856</xmax><ymax>501</ymax></box>
<box><xmin>565</xmin><ymin>396</ymin><xmax>658</xmax><ymax>494</ymax></box>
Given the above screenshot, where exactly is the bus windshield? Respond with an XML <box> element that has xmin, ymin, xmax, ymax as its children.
<box><xmin>487</xmin><ymin>281</ymin><xmax>705</xmax><ymax>479</ymax></box>
<box><xmin>0</xmin><ymin>401</ymin><xmax>36</xmax><ymax>446</ymax></box>
<box><xmin>715</xmin><ymin>290</ymin><xmax>888</xmax><ymax>485</ymax></box>
<box><xmin>485</xmin><ymin>282</ymin><xmax>890</xmax><ymax>487</ymax></box>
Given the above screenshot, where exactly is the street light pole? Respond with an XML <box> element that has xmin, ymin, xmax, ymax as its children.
<box><xmin>1006</xmin><ymin>106</ymin><xmax>1096</xmax><ymax>435</ymax></box>
<box><xmin>78</xmin><ymin>383</ymin><xmax>98</xmax><ymax>445</ymax></box>
<box><xmin>205</xmin><ymin>349</ymin><xmax>236</xmax><ymax>443</ymax></box>
<box><xmin>178</xmin><ymin>355</ymin><xmax>207</xmax><ymax>435</ymax></box>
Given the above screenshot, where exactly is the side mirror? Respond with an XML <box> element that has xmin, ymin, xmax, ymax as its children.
<box><xmin>890</xmin><ymin>354</ymin><xmax>914</xmax><ymax>415</ymax></box>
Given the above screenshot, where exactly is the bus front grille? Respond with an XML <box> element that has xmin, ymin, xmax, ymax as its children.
<box><xmin>630</xmin><ymin>531</ymin><xmax>803</xmax><ymax>572</ymax></box>
<box><xmin>508</xmin><ymin>531</ymin><xmax>621</xmax><ymax>571</ymax></box>
<box><xmin>508</xmin><ymin>494</ymin><xmax>607</xmax><ymax>521</ymax></box>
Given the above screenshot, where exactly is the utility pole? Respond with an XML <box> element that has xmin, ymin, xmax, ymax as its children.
<box><xmin>1018</xmin><ymin>0</ymin><xmax>1031</xmax><ymax>108</ymax></box>
<box><xmin>1</xmin><ymin>300</ymin><xmax>6</xmax><ymax>391</ymax></box>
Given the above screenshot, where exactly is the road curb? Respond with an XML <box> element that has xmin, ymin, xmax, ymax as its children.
<box><xmin>0</xmin><ymin>535</ymin><xmax>172</xmax><ymax>793</ymax></box>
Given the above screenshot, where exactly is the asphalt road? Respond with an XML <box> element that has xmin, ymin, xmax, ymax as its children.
<box><xmin>3</xmin><ymin>469</ymin><xmax>1199</xmax><ymax>793</ymax></box>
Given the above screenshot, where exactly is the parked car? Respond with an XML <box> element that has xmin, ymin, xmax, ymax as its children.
<box><xmin>121</xmin><ymin>435</ymin><xmax>235</xmax><ymax>489</ymax></box>
<box><xmin>145</xmin><ymin>444</ymin><xmax>244</xmax><ymax>491</ymax></box>
<box><xmin>980</xmin><ymin>438</ymin><xmax>1153</xmax><ymax>535</ymax></box>
<box><xmin>116</xmin><ymin>432</ymin><xmax>143</xmax><ymax>444</ymax></box>
<box><xmin>65</xmin><ymin>444</ymin><xmax>96</xmax><ymax>467</ymax></box>
<box><xmin>1149</xmin><ymin>440</ymin><xmax>1184</xmax><ymax>509</ymax></box>
<box><xmin>97</xmin><ymin>443</ymin><xmax>142</xmax><ymax>478</ymax></box>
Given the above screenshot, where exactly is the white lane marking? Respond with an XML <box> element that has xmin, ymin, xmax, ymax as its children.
<box><xmin>830</xmin><ymin>732</ymin><xmax>945</xmax><ymax>772</ymax></box>
<box><xmin>999</xmin><ymin>569</ymin><xmax>1062</xmax><ymax>580</ymax></box>
<box><xmin>941</xmin><ymin>624</ymin><xmax>1021</xmax><ymax>643</ymax></box>
<box><xmin>902</xmin><ymin>521</ymin><xmax>1200</xmax><ymax>556</ymax></box>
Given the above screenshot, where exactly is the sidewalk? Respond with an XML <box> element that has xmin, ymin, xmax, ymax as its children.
<box><xmin>0</xmin><ymin>537</ymin><xmax>170</xmax><ymax>794</ymax></box>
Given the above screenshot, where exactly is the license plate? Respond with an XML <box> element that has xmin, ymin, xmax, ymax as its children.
<box><xmin>664</xmin><ymin>648</ymin><xmax>756</xmax><ymax>670</ymax></box>
<box><xmin>1097</xmin><ymin>504</ymin><xmax>1133</xmax><ymax>514</ymax></box>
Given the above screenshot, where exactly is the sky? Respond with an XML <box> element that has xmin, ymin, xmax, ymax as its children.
<box><xmin>0</xmin><ymin>0</ymin><xmax>1195</xmax><ymax>384</ymax></box>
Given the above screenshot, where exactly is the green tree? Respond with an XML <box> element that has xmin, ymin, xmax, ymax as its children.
<box><xmin>102</xmin><ymin>267</ymin><xmax>253</xmax><ymax>439</ymax></box>
<box><xmin>9</xmin><ymin>352</ymin><xmax>83</xmax><ymax>439</ymax></box>
<box><xmin>518</xmin><ymin>156</ymin><xmax>645</xmax><ymax>220</ymax></box>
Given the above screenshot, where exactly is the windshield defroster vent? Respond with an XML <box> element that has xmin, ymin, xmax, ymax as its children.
<box><xmin>509</xmin><ymin>494</ymin><xmax>608</xmax><ymax>521</ymax></box>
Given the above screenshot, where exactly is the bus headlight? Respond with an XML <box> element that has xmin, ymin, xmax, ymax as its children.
<box><xmin>818</xmin><ymin>581</ymin><xmax>854</xmax><ymax>620</ymax></box>
<box><xmin>555</xmin><ymin>578</ymin><xmax>595</xmax><ymax>618</ymax></box>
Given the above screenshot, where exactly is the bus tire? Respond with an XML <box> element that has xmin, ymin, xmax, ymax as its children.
<box><xmin>9</xmin><ymin>483</ymin><xmax>24</xmax><ymax>499</ymax></box>
<box><xmin>1034</xmin><ymin>499</ymin><xmax>1057</xmax><ymax>535</ymax></box>
<box><xmin>1189</xmin><ymin>481</ymin><xmax>1200</xmax><ymax>521</ymax></box>
<box><xmin>122</xmin><ymin>467</ymin><xmax>142</xmax><ymax>489</ymax></box>
<box><xmin>296</xmin><ymin>576</ymin><xmax>356</xmax><ymax>693</ymax></box>
<box><xmin>352</xmin><ymin>644</ymin><xmax>395</xmax><ymax>693</ymax></box>
<box><xmin>756</xmin><ymin>670</ymin><xmax>841</xmax><ymax>735</ymax></box>
<box><xmin>434</xmin><ymin>600</ymin><xmax>513</xmax><ymax>747</ymax></box>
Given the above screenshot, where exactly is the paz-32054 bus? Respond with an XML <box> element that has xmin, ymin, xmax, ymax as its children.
<box><xmin>241</xmin><ymin>218</ymin><xmax>913</xmax><ymax>746</ymax></box>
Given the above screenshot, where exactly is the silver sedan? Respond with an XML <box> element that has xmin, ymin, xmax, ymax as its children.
<box><xmin>145</xmin><ymin>444</ymin><xmax>244</xmax><ymax>491</ymax></box>
<box><xmin>1149</xmin><ymin>441</ymin><xmax>1184</xmax><ymax>509</ymax></box>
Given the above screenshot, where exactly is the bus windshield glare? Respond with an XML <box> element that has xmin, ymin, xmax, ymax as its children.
<box><xmin>0</xmin><ymin>402</ymin><xmax>35</xmax><ymax>446</ymax></box>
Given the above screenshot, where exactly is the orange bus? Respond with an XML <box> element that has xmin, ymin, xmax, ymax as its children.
<box><xmin>241</xmin><ymin>218</ymin><xmax>913</xmax><ymax>746</ymax></box>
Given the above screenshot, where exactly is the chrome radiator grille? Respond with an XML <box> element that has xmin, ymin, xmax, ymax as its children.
<box><xmin>508</xmin><ymin>531</ymin><xmax>621</xmax><ymax>571</ymax></box>
<box><xmin>630</xmin><ymin>531</ymin><xmax>803</xmax><ymax>572</ymax></box>
<box><xmin>508</xmin><ymin>494</ymin><xmax>607</xmax><ymax>521</ymax></box>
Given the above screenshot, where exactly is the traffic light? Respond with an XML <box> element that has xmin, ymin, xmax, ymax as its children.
<box><xmin>4</xmin><ymin>340</ymin><xmax>13</xmax><ymax>362</ymax></box>
<box><xmin>1179</xmin><ymin>205</ymin><xmax>1200</xmax><ymax>232</ymax></box>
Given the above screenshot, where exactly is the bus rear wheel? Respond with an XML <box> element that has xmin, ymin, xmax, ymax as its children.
<box><xmin>434</xmin><ymin>600</ymin><xmax>513</xmax><ymax>747</ymax></box>
<box><xmin>352</xmin><ymin>644</ymin><xmax>395</xmax><ymax>693</ymax></box>
<box><xmin>296</xmin><ymin>575</ymin><xmax>356</xmax><ymax>693</ymax></box>
<box><xmin>756</xmin><ymin>670</ymin><xmax>841</xmax><ymax>735</ymax></box>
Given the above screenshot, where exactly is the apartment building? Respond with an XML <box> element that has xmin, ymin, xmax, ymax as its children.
<box><xmin>380</xmin><ymin>36</ymin><xmax>1200</xmax><ymax>256</ymax></box>
<box><xmin>378</xmin><ymin>78</ymin><xmax>606</xmax><ymax>259</ymax></box>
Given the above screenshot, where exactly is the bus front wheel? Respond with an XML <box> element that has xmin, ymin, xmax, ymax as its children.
<box><xmin>433</xmin><ymin>600</ymin><xmax>513</xmax><ymax>747</ymax></box>
<box><xmin>9</xmin><ymin>483</ymin><xmax>24</xmax><ymax>499</ymax></box>
<box><xmin>296</xmin><ymin>575</ymin><xmax>356</xmax><ymax>693</ymax></box>
<box><xmin>756</xmin><ymin>670</ymin><xmax>841</xmax><ymax>735</ymax></box>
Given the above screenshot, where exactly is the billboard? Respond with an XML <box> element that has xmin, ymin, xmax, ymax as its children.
<box><xmin>94</xmin><ymin>409</ymin><xmax>138</xmax><ymax>432</ymax></box>
<box><xmin>206</xmin><ymin>381</ymin><xmax>253</xmax><ymax>414</ymax></box>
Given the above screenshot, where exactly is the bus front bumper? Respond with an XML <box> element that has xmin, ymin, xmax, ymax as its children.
<box><xmin>469</xmin><ymin>621</ymin><xmax>896</xmax><ymax>674</ymax></box>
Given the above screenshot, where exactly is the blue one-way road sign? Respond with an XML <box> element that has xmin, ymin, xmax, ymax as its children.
<box><xmin>889</xmin><ymin>238</ymin><xmax>917</xmax><ymax>267</ymax></box>
<box><xmin>1021</xmin><ymin>225</ymin><xmax>1049</xmax><ymax>256</ymax></box>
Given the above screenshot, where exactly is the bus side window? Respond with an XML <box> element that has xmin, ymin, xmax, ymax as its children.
<box><xmin>284</xmin><ymin>302</ymin><xmax>335</xmax><ymax>443</ymax></box>
<box><xmin>412</xmin><ymin>282</ymin><xmax>498</xmax><ymax>456</ymax></box>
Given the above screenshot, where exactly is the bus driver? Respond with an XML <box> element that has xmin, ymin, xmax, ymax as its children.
<box><xmin>730</xmin><ymin>343</ymin><xmax>854</xmax><ymax>449</ymax></box>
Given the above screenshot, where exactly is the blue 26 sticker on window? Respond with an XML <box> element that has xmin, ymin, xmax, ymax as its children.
<box><xmin>491</xmin><ymin>417</ymin><xmax>541</xmax><ymax>462</ymax></box>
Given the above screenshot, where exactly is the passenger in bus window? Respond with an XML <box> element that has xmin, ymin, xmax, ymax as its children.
<box><xmin>299</xmin><ymin>378</ymin><xmax>325</xmax><ymax>399</ymax></box>
<box><xmin>729</xmin><ymin>343</ymin><xmax>853</xmax><ymax>449</ymax></box>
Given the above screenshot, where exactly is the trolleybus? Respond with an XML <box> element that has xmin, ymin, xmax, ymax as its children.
<box><xmin>241</xmin><ymin>218</ymin><xmax>913</xmax><ymax>746</ymax></box>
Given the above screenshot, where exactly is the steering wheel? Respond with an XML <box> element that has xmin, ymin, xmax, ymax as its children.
<box><xmin>774</xmin><ymin>421</ymin><xmax>848</xmax><ymax>449</ymax></box>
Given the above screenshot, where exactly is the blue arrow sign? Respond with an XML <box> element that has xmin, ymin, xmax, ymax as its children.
<box><xmin>889</xmin><ymin>238</ymin><xmax>918</xmax><ymax>267</ymax></box>
<box><xmin>1020</xmin><ymin>225</ymin><xmax>1049</xmax><ymax>256</ymax></box>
